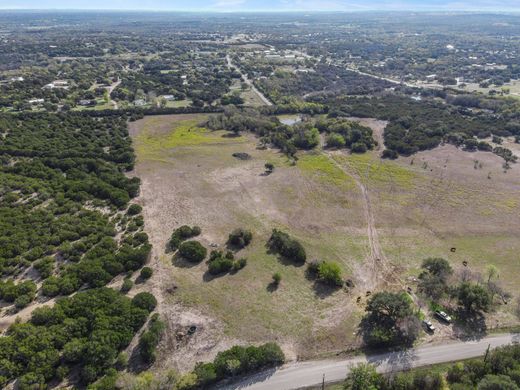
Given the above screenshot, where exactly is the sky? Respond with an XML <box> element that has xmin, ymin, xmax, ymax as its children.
<box><xmin>1</xmin><ymin>0</ymin><xmax>520</xmax><ymax>12</ymax></box>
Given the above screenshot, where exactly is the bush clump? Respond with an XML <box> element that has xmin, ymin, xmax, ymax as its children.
<box><xmin>227</xmin><ymin>228</ymin><xmax>253</xmax><ymax>249</ymax></box>
<box><xmin>132</xmin><ymin>292</ymin><xmax>157</xmax><ymax>312</ymax></box>
<box><xmin>120</xmin><ymin>278</ymin><xmax>133</xmax><ymax>293</ymax></box>
<box><xmin>268</xmin><ymin>229</ymin><xmax>306</xmax><ymax>263</ymax></box>
<box><xmin>127</xmin><ymin>204</ymin><xmax>142</xmax><ymax>216</ymax></box>
<box><xmin>178</xmin><ymin>241</ymin><xmax>207</xmax><ymax>263</ymax></box>
<box><xmin>138</xmin><ymin>313</ymin><xmax>165</xmax><ymax>364</ymax></box>
<box><xmin>208</xmin><ymin>250</ymin><xmax>247</xmax><ymax>275</ymax></box>
<box><xmin>140</xmin><ymin>266</ymin><xmax>153</xmax><ymax>280</ymax></box>
<box><xmin>317</xmin><ymin>261</ymin><xmax>343</xmax><ymax>286</ymax></box>
<box><xmin>193</xmin><ymin>343</ymin><xmax>285</xmax><ymax>387</ymax></box>
<box><xmin>169</xmin><ymin>225</ymin><xmax>202</xmax><ymax>250</ymax></box>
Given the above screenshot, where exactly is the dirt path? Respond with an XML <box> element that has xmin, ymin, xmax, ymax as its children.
<box><xmin>106</xmin><ymin>79</ymin><xmax>121</xmax><ymax>109</ymax></box>
<box><xmin>327</xmin><ymin>153</ymin><xmax>383</xmax><ymax>289</ymax></box>
<box><xmin>325</xmin><ymin>151</ymin><xmax>401</xmax><ymax>292</ymax></box>
<box><xmin>226</xmin><ymin>55</ymin><xmax>273</xmax><ymax>106</ymax></box>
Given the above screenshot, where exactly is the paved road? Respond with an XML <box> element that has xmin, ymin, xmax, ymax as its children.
<box><xmin>226</xmin><ymin>54</ymin><xmax>273</xmax><ymax>106</ymax></box>
<box><xmin>221</xmin><ymin>334</ymin><xmax>519</xmax><ymax>390</ymax></box>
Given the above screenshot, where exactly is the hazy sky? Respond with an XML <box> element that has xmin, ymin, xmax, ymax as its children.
<box><xmin>1</xmin><ymin>0</ymin><xmax>520</xmax><ymax>11</ymax></box>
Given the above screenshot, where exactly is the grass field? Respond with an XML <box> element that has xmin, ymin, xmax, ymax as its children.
<box><xmin>129</xmin><ymin>114</ymin><xmax>520</xmax><ymax>372</ymax></box>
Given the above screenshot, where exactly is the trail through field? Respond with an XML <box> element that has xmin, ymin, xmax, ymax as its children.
<box><xmin>326</xmin><ymin>152</ymin><xmax>399</xmax><ymax>291</ymax></box>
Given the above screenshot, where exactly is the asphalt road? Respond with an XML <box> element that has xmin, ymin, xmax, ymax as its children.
<box><xmin>226</xmin><ymin>55</ymin><xmax>273</xmax><ymax>106</ymax></box>
<box><xmin>220</xmin><ymin>334</ymin><xmax>519</xmax><ymax>390</ymax></box>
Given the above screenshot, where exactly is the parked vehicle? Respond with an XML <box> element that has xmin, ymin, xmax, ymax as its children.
<box><xmin>423</xmin><ymin>319</ymin><xmax>435</xmax><ymax>332</ymax></box>
<box><xmin>435</xmin><ymin>310</ymin><xmax>452</xmax><ymax>323</ymax></box>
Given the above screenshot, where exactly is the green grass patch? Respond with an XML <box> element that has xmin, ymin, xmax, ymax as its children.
<box><xmin>335</xmin><ymin>153</ymin><xmax>417</xmax><ymax>189</ymax></box>
<box><xmin>134</xmin><ymin>117</ymin><xmax>246</xmax><ymax>160</ymax></box>
<box><xmin>298</xmin><ymin>152</ymin><xmax>356</xmax><ymax>190</ymax></box>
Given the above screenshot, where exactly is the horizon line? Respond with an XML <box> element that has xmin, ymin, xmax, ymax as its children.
<box><xmin>1</xmin><ymin>8</ymin><xmax>520</xmax><ymax>13</ymax></box>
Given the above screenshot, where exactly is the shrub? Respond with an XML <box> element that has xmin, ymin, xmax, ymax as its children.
<box><xmin>194</xmin><ymin>362</ymin><xmax>217</xmax><ymax>387</ymax></box>
<box><xmin>382</xmin><ymin>149</ymin><xmax>398</xmax><ymax>159</ymax></box>
<box><xmin>227</xmin><ymin>228</ymin><xmax>253</xmax><ymax>249</ymax></box>
<box><xmin>42</xmin><ymin>277</ymin><xmax>61</xmax><ymax>297</ymax></box>
<box><xmin>140</xmin><ymin>267</ymin><xmax>153</xmax><ymax>280</ymax></box>
<box><xmin>208</xmin><ymin>257</ymin><xmax>234</xmax><ymax>275</ymax></box>
<box><xmin>178</xmin><ymin>241</ymin><xmax>207</xmax><ymax>263</ymax></box>
<box><xmin>208</xmin><ymin>251</ymin><xmax>246</xmax><ymax>275</ymax></box>
<box><xmin>121</xmin><ymin>278</ymin><xmax>133</xmax><ymax>293</ymax></box>
<box><xmin>15</xmin><ymin>294</ymin><xmax>33</xmax><ymax>309</ymax></box>
<box><xmin>268</xmin><ymin>229</ymin><xmax>306</xmax><ymax>263</ymax></box>
<box><xmin>211</xmin><ymin>343</ymin><xmax>285</xmax><ymax>380</ymax></box>
<box><xmin>307</xmin><ymin>259</ymin><xmax>321</xmax><ymax>275</ymax></box>
<box><xmin>326</xmin><ymin>133</ymin><xmax>346</xmax><ymax>148</ymax></box>
<box><xmin>170</xmin><ymin>225</ymin><xmax>202</xmax><ymax>250</ymax></box>
<box><xmin>265</xmin><ymin>162</ymin><xmax>275</xmax><ymax>173</ymax></box>
<box><xmin>317</xmin><ymin>261</ymin><xmax>343</xmax><ymax>286</ymax></box>
<box><xmin>34</xmin><ymin>256</ymin><xmax>55</xmax><ymax>279</ymax></box>
<box><xmin>233</xmin><ymin>258</ymin><xmax>247</xmax><ymax>271</ymax></box>
<box><xmin>272</xmin><ymin>272</ymin><xmax>282</xmax><ymax>285</ymax></box>
<box><xmin>132</xmin><ymin>292</ymin><xmax>157</xmax><ymax>312</ymax></box>
<box><xmin>139</xmin><ymin>314</ymin><xmax>165</xmax><ymax>364</ymax></box>
<box><xmin>351</xmin><ymin>142</ymin><xmax>368</xmax><ymax>153</ymax></box>
<box><xmin>127</xmin><ymin>204</ymin><xmax>142</xmax><ymax>216</ymax></box>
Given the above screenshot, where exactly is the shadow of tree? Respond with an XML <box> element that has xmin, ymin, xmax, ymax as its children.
<box><xmin>172</xmin><ymin>253</ymin><xmax>200</xmax><ymax>268</ymax></box>
<box><xmin>452</xmin><ymin>308</ymin><xmax>487</xmax><ymax>341</ymax></box>
<box><xmin>366</xmin><ymin>346</ymin><xmax>417</xmax><ymax>373</ymax></box>
<box><xmin>304</xmin><ymin>267</ymin><xmax>341</xmax><ymax>298</ymax></box>
<box><xmin>127</xmin><ymin>340</ymin><xmax>150</xmax><ymax>374</ymax></box>
<box><xmin>266</xmin><ymin>245</ymin><xmax>306</xmax><ymax>268</ymax></box>
<box><xmin>214</xmin><ymin>367</ymin><xmax>277</xmax><ymax>390</ymax></box>
<box><xmin>202</xmin><ymin>270</ymin><xmax>229</xmax><ymax>282</ymax></box>
<box><xmin>312</xmin><ymin>280</ymin><xmax>341</xmax><ymax>299</ymax></box>
<box><xmin>266</xmin><ymin>281</ymin><xmax>279</xmax><ymax>293</ymax></box>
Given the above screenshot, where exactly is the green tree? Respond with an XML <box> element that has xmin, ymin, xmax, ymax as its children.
<box><xmin>132</xmin><ymin>292</ymin><xmax>157</xmax><ymax>312</ymax></box>
<box><xmin>478</xmin><ymin>375</ymin><xmax>519</xmax><ymax>390</ymax></box>
<box><xmin>418</xmin><ymin>257</ymin><xmax>453</xmax><ymax>300</ymax></box>
<box><xmin>178</xmin><ymin>241</ymin><xmax>207</xmax><ymax>263</ymax></box>
<box><xmin>457</xmin><ymin>282</ymin><xmax>492</xmax><ymax>313</ymax></box>
<box><xmin>344</xmin><ymin>363</ymin><xmax>382</xmax><ymax>390</ymax></box>
<box><xmin>361</xmin><ymin>291</ymin><xmax>419</xmax><ymax>347</ymax></box>
<box><xmin>318</xmin><ymin>261</ymin><xmax>343</xmax><ymax>286</ymax></box>
<box><xmin>227</xmin><ymin>228</ymin><xmax>253</xmax><ymax>249</ymax></box>
<box><xmin>140</xmin><ymin>267</ymin><xmax>153</xmax><ymax>280</ymax></box>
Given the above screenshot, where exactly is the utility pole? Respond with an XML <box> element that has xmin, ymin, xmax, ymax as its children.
<box><xmin>484</xmin><ymin>343</ymin><xmax>491</xmax><ymax>362</ymax></box>
<box><xmin>322</xmin><ymin>373</ymin><xmax>325</xmax><ymax>390</ymax></box>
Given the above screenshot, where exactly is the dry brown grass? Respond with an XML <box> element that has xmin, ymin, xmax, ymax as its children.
<box><xmin>130</xmin><ymin>114</ymin><xmax>520</xmax><ymax>371</ymax></box>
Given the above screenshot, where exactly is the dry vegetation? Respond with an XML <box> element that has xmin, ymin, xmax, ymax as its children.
<box><xmin>129</xmin><ymin>114</ymin><xmax>520</xmax><ymax>372</ymax></box>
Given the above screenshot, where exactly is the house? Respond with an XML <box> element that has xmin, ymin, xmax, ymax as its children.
<box><xmin>79</xmin><ymin>99</ymin><xmax>93</xmax><ymax>106</ymax></box>
<box><xmin>11</xmin><ymin>76</ymin><xmax>24</xmax><ymax>82</ymax></box>
<box><xmin>133</xmin><ymin>99</ymin><xmax>146</xmax><ymax>107</ymax></box>
<box><xmin>426</xmin><ymin>74</ymin><xmax>437</xmax><ymax>81</ymax></box>
<box><xmin>162</xmin><ymin>95</ymin><xmax>175</xmax><ymax>101</ymax></box>
<box><xmin>28</xmin><ymin>98</ymin><xmax>44</xmax><ymax>104</ymax></box>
